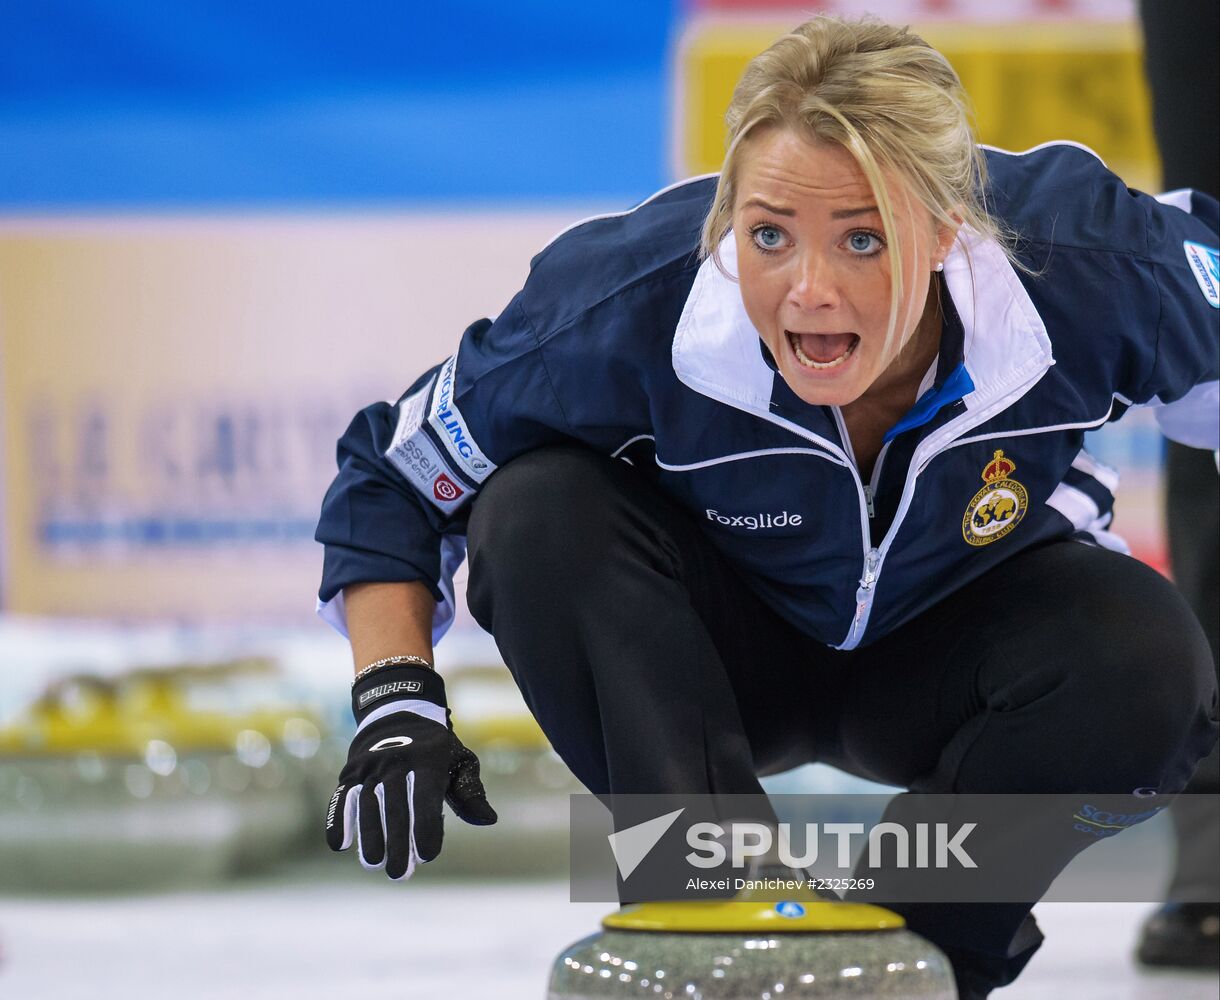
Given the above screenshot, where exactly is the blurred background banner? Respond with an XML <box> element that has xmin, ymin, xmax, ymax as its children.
<box><xmin>0</xmin><ymin>214</ymin><xmax>570</xmax><ymax>619</ymax></box>
<box><xmin>675</xmin><ymin>12</ymin><xmax>1158</xmax><ymax>189</ymax></box>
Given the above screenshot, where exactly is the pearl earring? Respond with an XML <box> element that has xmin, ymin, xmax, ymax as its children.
<box><xmin>934</xmin><ymin>262</ymin><xmax>944</xmax><ymax>272</ymax></box>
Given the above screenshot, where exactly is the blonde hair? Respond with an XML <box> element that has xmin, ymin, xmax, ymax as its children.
<box><xmin>701</xmin><ymin>16</ymin><xmax>1019</xmax><ymax>354</ymax></box>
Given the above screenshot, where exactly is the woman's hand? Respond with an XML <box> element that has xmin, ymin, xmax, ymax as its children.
<box><xmin>325</xmin><ymin>662</ymin><xmax>497</xmax><ymax>879</ymax></box>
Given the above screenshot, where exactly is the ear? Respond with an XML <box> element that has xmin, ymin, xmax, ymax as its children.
<box><xmin>933</xmin><ymin>209</ymin><xmax>964</xmax><ymax>268</ymax></box>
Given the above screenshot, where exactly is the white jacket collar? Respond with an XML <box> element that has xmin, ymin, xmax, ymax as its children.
<box><xmin>672</xmin><ymin>228</ymin><xmax>1054</xmax><ymax>419</ymax></box>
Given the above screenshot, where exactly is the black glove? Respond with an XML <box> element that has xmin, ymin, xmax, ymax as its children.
<box><xmin>325</xmin><ymin>664</ymin><xmax>497</xmax><ymax>879</ymax></box>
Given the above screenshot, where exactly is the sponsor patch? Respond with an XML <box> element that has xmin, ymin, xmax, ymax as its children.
<box><xmin>1183</xmin><ymin>240</ymin><xmax>1220</xmax><ymax>308</ymax></box>
<box><xmin>357</xmin><ymin>679</ymin><xmax>423</xmax><ymax>709</ymax></box>
<box><xmin>962</xmin><ymin>449</ymin><xmax>1027</xmax><ymax>546</ymax></box>
<box><xmin>705</xmin><ymin>508</ymin><xmax>803</xmax><ymax>530</ymax></box>
<box><xmin>433</xmin><ymin>473</ymin><xmax>463</xmax><ymax>502</ymax></box>
<box><xmin>385</xmin><ymin>378</ymin><xmax>472</xmax><ymax>514</ymax></box>
<box><xmin>428</xmin><ymin>354</ymin><xmax>497</xmax><ymax>481</ymax></box>
<box><xmin>1072</xmin><ymin>802</ymin><xmax>1165</xmax><ymax>839</ymax></box>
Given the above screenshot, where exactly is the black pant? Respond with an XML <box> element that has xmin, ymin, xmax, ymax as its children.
<box><xmin>466</xmin><ymin>447</ymin><xmax>1219</xmax><ymax>995</ymax></box>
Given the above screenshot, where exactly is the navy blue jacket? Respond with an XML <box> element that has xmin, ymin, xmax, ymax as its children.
<box><xmin>316</xmin><ymin>143</ymin><xmax>1220</xmax><ymax>649</ymax></box>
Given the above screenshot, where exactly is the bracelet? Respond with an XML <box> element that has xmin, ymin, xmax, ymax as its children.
<box><xmin>352</xmin><ymin>654</ymin><xmax>435</xmax><ymax>687</ymax></box>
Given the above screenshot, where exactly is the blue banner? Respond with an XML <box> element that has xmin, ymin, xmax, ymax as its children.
<box><xmin>0</xmin><ymin>1</ymin><xmax>677</xmax><ymax>207</ymax></box>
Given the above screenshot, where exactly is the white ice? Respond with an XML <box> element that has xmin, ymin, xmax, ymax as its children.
<box><xmin>1</xmin><ymin>880</ymin><xmax>1216</xmax><ymax>1000</ymax></box>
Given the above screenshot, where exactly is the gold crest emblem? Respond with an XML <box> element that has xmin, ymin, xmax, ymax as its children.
<box><xmin>962</xmin><ymin>449</ymin><xmax>1028</xmax><ymax>546</ymax></box>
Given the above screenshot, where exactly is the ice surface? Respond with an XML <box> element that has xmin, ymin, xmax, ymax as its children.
<box><xmin>0</xmin><ymin>875</ymin><xmax>1216</xmax><ymax>999</ymax></box>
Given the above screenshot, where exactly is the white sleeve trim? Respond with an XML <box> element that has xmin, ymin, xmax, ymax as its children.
<box><xmin>317</xmin><ymin>590</ymin><xmax>350</xmax><ymax>639</ymax></box>
<box><xmin>1154</xmin><ymin>189</ymin><xmax>1194</xmax><ymax>212</ymax></box>
<box><xmin>1046</xmin><ymin>482</ymin><xmax>1100</xmax><ymax>528</ymax></box>
<box><xmin>432</xmin><ymin>535</ymin><xmax>467</xmax><ymax>645</ymax></box>
<box><xmin>1082</xmin><ymin>526</ymin><xmax>1132</xmax><ymax>555</ymax></box>
<box><xmin>1070</xmin><ymin>449</ymin><xmax>1120</xmax><ymax>493</ymax></box>
<box><xmin>355</xmin><ymin>698</ymin><xmax>447</xmax><ymax>734</ymax></box>
<box><xmin>1152</xmin><ymin>380</ymin><xmax>1220</xmax><ymax>450</ymax></box>
<box><xmin>1046</xmin><ymin>484</ymin><xmax>1130</xmax><ymax>556</ymax></box>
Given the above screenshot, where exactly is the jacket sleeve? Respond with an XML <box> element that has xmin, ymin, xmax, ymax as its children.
<box><xmin>1135</xmin><ymin>188</ymin><xmax>1219</xmax><ymax>449</ymax></box>
<box><xmin>315</xmin><ymin>294</ymin><xmax>573</xmax><ymax>641</ymax></box>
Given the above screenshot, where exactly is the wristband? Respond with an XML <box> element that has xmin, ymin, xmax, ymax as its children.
<box><xmin>350</xmin><ymin>663</ymin><xmax>448</xmax><ymax>723</ymax></box>
<box><xmin>352</xmin><ymin>654</ymin><xmax>434</xmax><ymax>687</ymax></box>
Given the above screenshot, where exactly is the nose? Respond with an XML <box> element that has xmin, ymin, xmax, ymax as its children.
<box><xmin>788</xmin><ymin>249</ymin><xmax>838</xmax><ymax>312</ymax></box>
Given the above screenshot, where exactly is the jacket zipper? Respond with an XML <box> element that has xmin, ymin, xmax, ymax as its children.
<box><xmin>861</xmin><ymin>439</ymin><xmax>891</xmax><ymax>520</ymax></box>
<box><xmin>849</xmin><ymin>546</ymin><xmax>883</xmax><ymax>642</ymax></box>
<box><xmin>831</xmin><ymin>408</ymin><xmax>888</xmax><ymax>648</ymax></box>
<box><xmin>833</xmin><ymin>361</ymin><xmax>1048</xmax><ymax>650</ymax></box>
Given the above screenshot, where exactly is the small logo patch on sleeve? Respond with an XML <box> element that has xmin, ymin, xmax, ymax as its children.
<box><xmin>385</xmin><ymin>377</ymin><xmax>473</xmax><ymax>514</ymax></box>
<box><xmin>1183</xmin><ymin>241</ymin><xmax>1220</xmax><ymax>308</ymax></box>
<box><xmin>428</xmin><ymin>354</ymin><xmax>497</xmax><ymax>482</ymax></box>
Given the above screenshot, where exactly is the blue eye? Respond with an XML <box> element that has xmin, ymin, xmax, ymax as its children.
<box><xmin>847</xmin><ymin>231</ymin><xmax>883</xmax><ymax>255</ymax></box>
<box><xmin>751</xmin><ymin>226</ymin><xmax>785</xmax><ymax>251</ymax></box>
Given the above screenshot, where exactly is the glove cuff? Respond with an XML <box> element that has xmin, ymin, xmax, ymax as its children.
<box><xmin>351</xmin><ymin>663</ymin><xmax>447</xmax><ymax>724</ymax></box>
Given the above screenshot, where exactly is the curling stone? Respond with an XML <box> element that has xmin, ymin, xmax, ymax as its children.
<box><xmin>548</xmin><ymin>892</ymin><xmax>956</xmax><ymax>999</ymax></box>
<box><xmin>0</xmin><ymin>660</ymin><xmax>326</xmax><ymax>890</ymax></box>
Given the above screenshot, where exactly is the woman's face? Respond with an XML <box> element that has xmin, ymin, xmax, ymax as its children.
<box><xmin>732</xmin><ymin>128</ymin><xmax>956</xmax><ymax>408</ymax></box>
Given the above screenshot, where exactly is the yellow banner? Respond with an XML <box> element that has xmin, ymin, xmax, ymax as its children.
<box><xmin>674</xmin><ymin>20</ymin><xmax>1159</xmax><ymax>190</ymax></box>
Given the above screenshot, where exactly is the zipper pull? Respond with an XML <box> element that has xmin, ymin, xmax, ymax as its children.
<box><xmin>863</xmin><ymin>485</ymin><xmax>875</xmax><ymax>519</ymax></box>
<box><xmin>861</xmin><ymin>548</ymin><xmax>881</xmax><ymax>590</ymax></box>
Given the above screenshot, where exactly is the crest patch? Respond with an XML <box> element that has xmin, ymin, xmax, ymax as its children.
<box><xmin>962</xmin><ymin>449</ymin><xmax>1028</xmax><ymax>546</ymax></box>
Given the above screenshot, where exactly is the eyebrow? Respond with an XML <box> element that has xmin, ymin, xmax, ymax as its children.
<box><xmin>831</xmin><ymin>205</ymin><xmax>881</xmax><ymax>219</ymax></box>
<box><xmin>740</xmin><ymin>198</ymin><xmax>881</xmax><ymax>220</ymax></box>
<box><xmin>741</xmin><ymin>197</ymin><xmax>795</xmax><ymax>216</ymax></box>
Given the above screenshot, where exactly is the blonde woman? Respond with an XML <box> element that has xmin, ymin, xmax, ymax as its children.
<box><xmin>317</xmin><ymin>16</ymin><xmax>1219</xmax><ymax>997</ymax></box>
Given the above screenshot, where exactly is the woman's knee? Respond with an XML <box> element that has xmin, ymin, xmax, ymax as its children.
<box><xmin>469</xmin><ymin>446</ymin><xmax>635</xmax><ymax>564</ymax></box>
<box><xmin>1026</xmin><ymin>600</ymin><xmax>1213</xmax><ymax>789</ymax></box>
<box><xmin>1063</xmin><ymin>654</ymin><xmax>1214</xmax><ymax>791</ymax></box>
<box><xmin>1080</xmin><ymin>566</ymin><xmax>1213</xmax><ymax>729</ymax></box>
<box><xmin>969</xmin><ymin>548</ymin><xmax>1218</xmax><ymax>790</ymax></box>
<box><xmin>465</xmin><ymin>445</ymin><xmax>683</xmax><ymax>625</ymax></box>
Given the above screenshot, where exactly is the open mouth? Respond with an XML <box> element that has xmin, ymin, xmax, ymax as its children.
<box><xmin>786</xmin><ymin>331</ymin><xmax>860</xmax><ymax>370</ymax></box>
